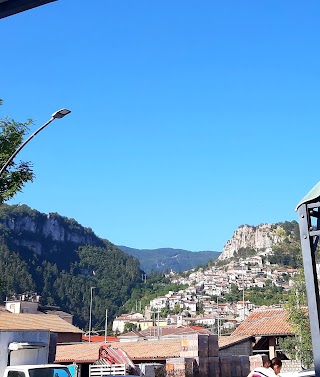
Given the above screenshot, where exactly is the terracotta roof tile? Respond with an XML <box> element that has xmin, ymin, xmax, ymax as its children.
<box><xmin>232</xmin><ymin>308</ymin><xmax>294</xmax><ymax>336</ymax></box>
<box><xmin>0</xmin><ymin>313</ymin><xmax>83</xmax><ymax>333</ymax></box>
<box><xmin>56</xmin><ymin>339</ymin><xmax>182</xmax><ymax>363</ymax></box>
<box><xmin>139</xmin><ymin>325</ymin><xmax>212</xmax><ymax>337</ymax></box>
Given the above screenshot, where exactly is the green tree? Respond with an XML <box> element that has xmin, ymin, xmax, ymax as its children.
<box><xmin>0</xmin><ymin>100</ymin><xmax>34</xmax><ymax>204</ymax></box>
<box><xmin>124</xmin><ymin>322</ymin><xmax>138</xmax><ymax>333</ymax></box>
<box><xmin>279</xmin><ymin>272</ymin><xmax>312</xmax><ymax>368</ymax></box>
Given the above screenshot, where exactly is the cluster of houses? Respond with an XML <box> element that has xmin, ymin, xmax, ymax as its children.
<box><xmin>123</xmin><ymin>258</ymin><xmax>300</xmax><ymax>332</ymax></box>
<box><xmin>0</xmin><ymin>264</ymin><xmax>304</xmax><ymax>377</ymax></box>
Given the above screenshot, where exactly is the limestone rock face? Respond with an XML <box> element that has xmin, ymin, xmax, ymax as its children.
<box><xmin>0</xmin><ymin>210</ymin><xmax>102</xmax><ymax>255</ymax></box>
<box><xmin>219</xmin><ymin>223</ymin><xmax>286</xmax><ymax>260</ymax></box>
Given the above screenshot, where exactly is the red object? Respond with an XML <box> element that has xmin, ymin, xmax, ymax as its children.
<box><xmin>82</xmin><ymin>335</ymin><xmax>119</xmax><ymax>342</ymax></box>
<box><xmin>98</xmin><ymin>344</ymin><xmax>136</xmax><ymax>369</ymax></box>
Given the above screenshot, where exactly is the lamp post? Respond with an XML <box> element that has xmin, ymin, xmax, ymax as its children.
<box><xmin>0</xmin><ymin>108</ymin><xmax>71</xmax><ymax>177</ymax></box>
<box><xmin>89</xmin><ymin>286</ymin><xmax>96</xmax><ymax>343</ymax></box>
<box><xmin>239</xmin><ymin>259</ymin><xmax>245</xmax><ymax>321</ymax></box>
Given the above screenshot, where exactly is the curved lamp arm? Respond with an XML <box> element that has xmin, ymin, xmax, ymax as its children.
<box><xmin>0</xmin><ymin>108</ymin><xmax>71</xmax><ymax>177</ymax></box>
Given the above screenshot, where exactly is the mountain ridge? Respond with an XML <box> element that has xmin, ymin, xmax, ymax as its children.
<box><xmin>118</xmin><ymin>246</ymin><xmax>220</xmax><ymax>274</ymax></box>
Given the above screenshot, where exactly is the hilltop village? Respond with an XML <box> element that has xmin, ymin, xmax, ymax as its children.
<box><xmin>112</xmin><ymin>254</ymin><xmax>299</xmax><ymax>335</ymax></box>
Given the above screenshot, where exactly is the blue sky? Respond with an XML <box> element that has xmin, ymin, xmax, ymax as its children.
<box><xmin>1</xmin><ymin>1</ymin><xmax>319</xmax><ymax>252</ymax></box>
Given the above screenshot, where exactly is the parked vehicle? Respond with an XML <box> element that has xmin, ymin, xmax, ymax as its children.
<box><xmin>0</xmin><ymin>330</ymin><xmax>71</xmax><ymax>377</ymax></box>
<box><xmin>3</xmin><ymin>364</ymin><xmax>72</xmax><ymax>377</ymax></box>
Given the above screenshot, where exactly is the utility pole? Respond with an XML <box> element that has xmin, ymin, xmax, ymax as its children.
<box><xmin>217</xmin><ymin>296</ymin><xmax>220</xmax><ymax>336</ymax></box>
<box><xmin>89</xmin><ymin>286</ymin><xmax>96</xmax><ymax>343</ymax></box>
<box><xmin>242</xmin><ymin>263</ymin><xmax>245</xmax><ymax>321</ymax></box>
<box><xmin>104</xmin><ymin>309</ymin><xmax>108</xmax><ymax>343</ymax></box>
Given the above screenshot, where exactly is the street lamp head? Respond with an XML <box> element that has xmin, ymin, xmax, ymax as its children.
<box><xmin>52</xmin><ymin>108</ymin><xmax>71</xmax><ymax>119</ymax></box>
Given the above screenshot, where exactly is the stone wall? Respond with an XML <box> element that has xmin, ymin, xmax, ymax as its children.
<box><xmin>281</xmin><ymin>360</ymin><xmax>303</xmax><ymax>373</ymax></box>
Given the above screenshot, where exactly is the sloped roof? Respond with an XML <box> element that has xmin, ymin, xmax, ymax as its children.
<box><xmin>218</xmin><ymin>335</ymin><xmax>253</xmax><ymax>349</ymax></box>
<box><xmin>0</xmin><ymin>313</ymin><xmax>83</xmax><ymax>333</ymax></box>
<box><xmin>56</xmin><ymin>339</ymin><xmax>182</xmax><ymax>363</ymax></box>
<box><xmin>56</xmin><ymin>334</ymin><xmax>256</xmax><ymax>363</ymax></box>
<box><xmin>128</xmin><ymin>325</ymin><xmax>212</xmax><ymax>338</ymax></box>
<box><xmin>119</xmin><ymin>331</ymin><xmax>144</xmax><ymax>339</ymax></box>
<box><xmin>232</xmin><ymin>308</ymin><xmax>294</xmax><ymax>336</ymax></box>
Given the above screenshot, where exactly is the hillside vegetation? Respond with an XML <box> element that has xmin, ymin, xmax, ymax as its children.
<box><xmin>118</xmin><ymin>246</ymin><xmax>220</xmax><ymax>273</ymax></box>
<box><xmin>0</xmin><ymin>204</ymin><xmax>143</xmax><ymax>329</ymax></box>
<box><xmin>0</xmin><ymin>204</ymin><xmax>201</xmax><ymax>330</ymax></box>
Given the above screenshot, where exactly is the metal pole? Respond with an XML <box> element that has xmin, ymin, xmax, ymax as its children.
<box><xmin>104</xmin><ymin>309</ymin><xmax>108</xmax><ymax>343</ymax></box>
<box><xmin>89</xmin><ymin>287</ymin><xmax>96</xmax><ymax>343</ymax></box>
<box><xmin>298</xmin><ymin>204</ymin><xmax>320</xmax><ymax>375</ymax></box>
<box><xmin>0</xmin><ymin>117</ymin><xmax>54</xmax><ymax>177</ymax></box>
<box><xmin>217</xmin><ymin>296</ymin><xmax>219</xmax><ymax>336</ymax></box>
<box><xmin>0</xmin><ymin>108</ymin><xmax>70</xmax><ymax>178</ymax></box>
<box><xmin>243</xmin><ymin>264</ymin><xmax>245</xmax><ymax>320</ymax></box>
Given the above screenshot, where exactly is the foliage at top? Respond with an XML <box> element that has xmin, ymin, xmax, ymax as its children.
<box><xmin>0</xmin><ymin>100</ymin><xmax>34</xmax><ymax>204</ymax></box>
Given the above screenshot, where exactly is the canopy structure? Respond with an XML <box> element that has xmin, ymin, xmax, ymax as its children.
<box><xmin>296</xmin><ymin>182</ymin><xmax>320</xmax><ymax>377</ymax></box>
<box><xmin>0</xmin><ymin>0</ymin><xmax>57</xmax><ymax>19</ymax></box>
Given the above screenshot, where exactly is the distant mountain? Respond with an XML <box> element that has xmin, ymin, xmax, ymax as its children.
<box><xmin>117</xmin><ymin>246</ymin><xmax>220</xmax><ymax>273</ymax></box>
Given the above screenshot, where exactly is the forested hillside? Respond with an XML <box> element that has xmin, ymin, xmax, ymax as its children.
<box><xmin>118</xmin><ymin>246</ymin><xmax>220</xmax><ymax>273</ymax></box>
<box><xmin>0</xmin><ymin>204</ymin><xmax>143</xmax><ymax>329</ymax></box>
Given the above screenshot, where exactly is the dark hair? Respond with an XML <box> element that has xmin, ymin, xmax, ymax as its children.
<box><xmin>271</xmin><ymin>357</ymin><xmax>282</xmax><ymax>369</ymax></box>
<box><xmin>263</xmin><ymin>359</ymin><xmax>271</xmax><ymax>368</ymax></box>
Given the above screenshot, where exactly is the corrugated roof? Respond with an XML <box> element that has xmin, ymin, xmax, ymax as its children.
<box><xmin>232</xmin><ymin>308</ymin><xmax>294</xmax><ymax>336</ymax></box>
<box><xmin>0</xmin><ymin>313</ymin><xmax>83</xmax><ymax>333</ymax></box>
<box><xmin>56</xmin><ymin>339</ymin><xmax>182</xmax><ymax>363</ymax></box>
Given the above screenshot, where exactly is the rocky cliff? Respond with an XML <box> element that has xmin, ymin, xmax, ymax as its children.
<box><xmin>219</xmin><ymin>223</ymin><xmax>287</xmax><ymax>260</ymax></box>
<box><xmin>0</xmin><ymin>204</ymin><xmax>103</xmax><ymax>255</ymax></box>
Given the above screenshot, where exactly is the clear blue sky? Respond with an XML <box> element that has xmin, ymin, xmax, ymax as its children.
<box><xmin>1</xmin><ymin>1</ymin><xmax>319</xmax><ymax>252</ymax></box>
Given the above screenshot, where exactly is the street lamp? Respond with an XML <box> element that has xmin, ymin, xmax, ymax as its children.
<box><xmin>89</xmin><ymin>286</ymin><xmax>96</xmax><ymax>343</ymax></box>
<box><xmin>0</xmin><ymin>108</ymin><xmax>71</xmax><ymax>177</ymax></box>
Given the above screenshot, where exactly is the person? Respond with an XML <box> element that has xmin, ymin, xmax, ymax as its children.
<box><xmin>247</xmin><ymin>358</ymin><xmax>271</xmax><ymax>377</ymax></box>
<box><xmin>270</xmin><ymin>357</ymin><xmax>282</xmax><ymax>375</ymax></box>
<box><xmin>248</xmin><ymin>357</ymin><xmax>282</xmax><ymax>377</ymax></box>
